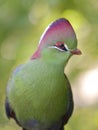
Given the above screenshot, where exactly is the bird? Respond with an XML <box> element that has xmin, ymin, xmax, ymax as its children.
<box><xmin>5</xmin><ymin>18</ymin><xmax>81</xmax><ymax>130</ymax></box>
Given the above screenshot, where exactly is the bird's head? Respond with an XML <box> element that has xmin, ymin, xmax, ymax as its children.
<box><xmin>31</xmin><ymin>18</ymin><xmax>81</xmax><ymax>65</ymax></box>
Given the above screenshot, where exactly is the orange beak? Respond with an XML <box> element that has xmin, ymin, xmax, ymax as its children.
<box><xmin>70</xmin><ymin>49</ymin><xmax>82</xmax><ymax>55</ymax></box>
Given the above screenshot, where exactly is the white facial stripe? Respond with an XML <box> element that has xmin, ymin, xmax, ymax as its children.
<box><xmin>64</xmin><ymin>44</ymin><xmax>69</xmax><ymax>50</ymax></box>
<box><xmin>48</xmin><ymin>46</ymin><xmax>65</xmax><ymax>51</ymax></box>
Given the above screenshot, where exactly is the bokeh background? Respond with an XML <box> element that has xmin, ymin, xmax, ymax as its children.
<box><xmin>0</xmin><ymin>0</ymin><xmax>98</xmax><ymax>130</ymax></box>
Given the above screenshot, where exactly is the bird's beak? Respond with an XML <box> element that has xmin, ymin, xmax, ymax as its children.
<box><xmin>70</xmin><ymin>49</ymin><xmax>82</xmax><ymax>55</ymax></box>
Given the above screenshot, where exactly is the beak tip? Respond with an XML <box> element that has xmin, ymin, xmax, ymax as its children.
<box><xmin>71</xmin><ymin>49</ymin><xmax>82</xmax><ymax>55</ymax></box>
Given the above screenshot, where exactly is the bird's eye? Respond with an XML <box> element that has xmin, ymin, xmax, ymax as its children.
<box><xmin>55</xmin><ymin>42</ymin><xmax>68</xmax><ymax>51</ymax></box>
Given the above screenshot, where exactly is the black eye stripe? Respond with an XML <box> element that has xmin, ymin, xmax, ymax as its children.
<box><xmin>59</xmin><ymin>44</ymin><xmax>64</xmax><ymax>47</ymax></box>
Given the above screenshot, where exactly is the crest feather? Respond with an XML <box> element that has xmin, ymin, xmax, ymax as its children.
<box><xmin>39</xmin><ymin>18</ymin><xmax>77</xmax><ymax>49</ymax></box>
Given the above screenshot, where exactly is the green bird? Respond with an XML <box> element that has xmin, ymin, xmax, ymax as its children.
<box><xmin>5</xmin><ymin>18</ymin><xmax>81</xmax><ymax>130</ymax></box>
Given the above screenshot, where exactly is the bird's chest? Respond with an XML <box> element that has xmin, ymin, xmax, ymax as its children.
<box><xmin>21</xmin><ymin>63</ymin><xmax>68</xmax><ymax>108</ymax></box>
<box><xmin>9</xmin><ymin>61</ymin><xmax>68</xmax><ymax>123</ymax></box>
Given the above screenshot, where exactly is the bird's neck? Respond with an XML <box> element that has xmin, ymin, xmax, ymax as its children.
<box><xmin>41</xmin><ymin>48</ymin><xmax>71</xmax><ymax>69</ymax></box>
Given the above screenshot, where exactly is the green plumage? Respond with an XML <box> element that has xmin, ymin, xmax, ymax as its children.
<box><xmin>7</xmin><ymin>48</ymin><xmax>72</xmax><ymax>129</ymax></box>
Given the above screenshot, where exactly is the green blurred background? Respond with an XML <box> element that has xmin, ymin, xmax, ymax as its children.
<box><xmin>0</xmin><ymin>0</ymin><xmax>98</xmax><ymax>130</ymax></box>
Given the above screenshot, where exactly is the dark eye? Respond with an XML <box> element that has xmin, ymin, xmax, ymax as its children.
<box><xmin>55</xmin><ymin>42</ymin><xmax>68</xmax><ymax>51</ymax></box>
